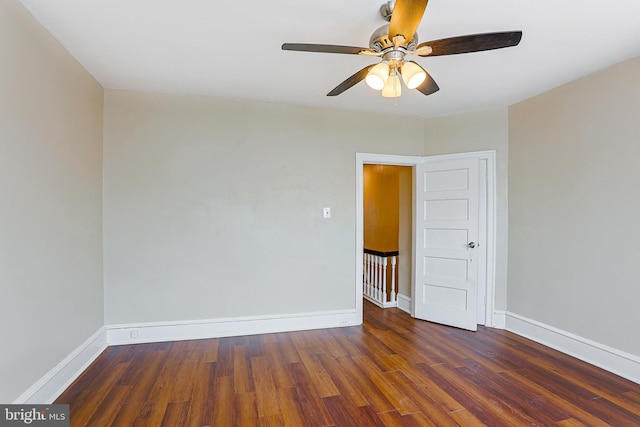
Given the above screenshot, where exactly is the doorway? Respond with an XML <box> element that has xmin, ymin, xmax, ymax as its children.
<box><xmin>355</xmin><ymin>151</ymin><xmax>497</xmax><ymax>329</ymax></box>
<box><xmin>363</xmin><ymin>164</ymin><xmax>413</xmax><ymax>309</ymax></box>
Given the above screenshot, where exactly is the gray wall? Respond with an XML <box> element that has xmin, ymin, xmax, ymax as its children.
<box><xmin>103</xmin><ymin>90</ymin><xmax>424</xmax><ymax>324</ymax></box>
<box><xmin>509</xmin><ymin>55</ymin><xmax>640</xmax><ymax>356</ymax></box>
<box><xmin>0</xmin><ymin>1</ymin><xmax>104</xmax><ymax>402</ymax></box>
<box><xmin>423</xmin><ymin>108</ymin><xmax>510</xmax><ymax>311</ymax></box>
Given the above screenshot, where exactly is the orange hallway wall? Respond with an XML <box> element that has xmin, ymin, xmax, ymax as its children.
<box><xmin>363</xmin><ymin>164</ymin><xmax>400</xmax><ymax>253</ymax></box>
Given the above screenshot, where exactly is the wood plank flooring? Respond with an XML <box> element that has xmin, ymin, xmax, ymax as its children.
<box><xmin>55</xmin><ymin>301</ymin><xmax>640</xmax><ymax>426</ymax></box>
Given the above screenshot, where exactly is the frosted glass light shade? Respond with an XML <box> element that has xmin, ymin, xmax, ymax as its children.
<box><xmin>401</xmin><ymin>61</ymin><xmax>427</xmax><ymax>89</ymax></box>
<box><xmin>381</xmin><ymin>73</ymin><xmax>401</xmax><ymax>98</ymax></box>
<box><xmin>365</xmin><ymin>63</ymin><xmax>389</xmax><ymax>90</ymax></box>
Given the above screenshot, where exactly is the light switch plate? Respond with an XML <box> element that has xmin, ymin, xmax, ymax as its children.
<box><xmin>323</xmin><ymin>207</ymin><xmax>331</xmax><ymax>219</ymax></box>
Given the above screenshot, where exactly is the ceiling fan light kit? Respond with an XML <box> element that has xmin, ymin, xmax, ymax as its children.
<box><xmin>401</xmin><ymin>61</ymin><xmax>427</xmax><ymax>89</ymax></box>
<box><xmin>364</xmin><ymin>61</ymin><xmax>426</xmax><ymax>98</ymax></box>
<box><xmin>365</xmin><ymin>63</ymin><xmax>389</xmax><ymax>90</ymax></box>
<box><xmin>382</xmin><ymin>69</ymin><xmax>402</xmax><ymax>98</ymax></box>
<box><xmin>282</xmin><ymin>0</ymin><xmax>523</xmax><ymax>99</ymax></box>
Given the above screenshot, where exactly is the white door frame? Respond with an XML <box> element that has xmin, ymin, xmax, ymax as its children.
<box><xmin>355</xmin><ymin>151</ymin><xmax>498</xmax><ymax>327</ymax></box>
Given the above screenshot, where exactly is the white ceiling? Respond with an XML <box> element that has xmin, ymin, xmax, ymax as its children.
<box><xmin>18</xmin><ymin>0</ymin><xmax>640</xmax><ymax>118</ymax></box>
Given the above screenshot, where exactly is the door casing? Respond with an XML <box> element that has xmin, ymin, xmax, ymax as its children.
<box><xmin>355</xmin><ymin>151</ymin><xmax>497</xmax><ymax>327</ymax></box>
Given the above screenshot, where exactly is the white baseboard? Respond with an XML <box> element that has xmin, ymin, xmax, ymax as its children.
<box><xmin>14</xmin><ymin>327</ymin><xmax>108</xmax><ymax>404</ymax></box>
<box><xmin>106</xmin><ymin>309</ymin><xmax>358</xmax><ymax>345</ymax></box>
<box><xmin>17</xmin><ymin>308</ymin><xmax>640</xmax><ymax>405</ymax></box>
<box><xmin>492</xmin><ymin>310</ymin><xmax>506</xmax><ymax>329</ymax></box>
<box><xmin>505</xmin><ymin>311</ymin><xmax>640</xmax><ymax>384</ymax></box>
<box><xmin>16</xmin><ymin>309</ymin><xmax>359</xmax><ymax>403</ymax></box>
<box><xmin>397</xmin><ymin>294</ymin><xmax>412</xmax><ymax>314</ymax></box>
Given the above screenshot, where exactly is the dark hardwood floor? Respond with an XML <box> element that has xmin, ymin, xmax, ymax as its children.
<box><xmin>56</xmin><ymin>301</ymin><xmax>640</xmax><ymax>426</ymax></box>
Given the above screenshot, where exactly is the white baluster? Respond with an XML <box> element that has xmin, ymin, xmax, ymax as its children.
<box><xmin>390</xmin><ymin>255</ymin><xmax>397</xmax><ymax>304</ymax></box>
<box><xmin>374</xmin><ymin>255</ymin><xmax>380</xmax><ymax>302</ymax></box>
<box><xmin>367</xmin><ymin>254</ymin><xmax>373</xmax><ymax>296</ymax></box>
<box><xmin>382</xmin><ymin>256</ymin><xmax>388</xmax><ymax>304</ymax></box>
<box><xmin>363</xmin><ymin>254</ymin><xmax>368</xmax><ymax>297</ymax></box>
<box><xmin>363</xmin><ymin>254</ymin><xmax>367</xmax><ymax>297</ymax></box>
<box><xmin>368</xmin><ymin>254</ymin><xmax>373</xmax><ymax>298</ymax></box>
<box><xmin>370</xmin><ymin>255</ymin><xmax>375</xmax><ymax>300</ymax></box>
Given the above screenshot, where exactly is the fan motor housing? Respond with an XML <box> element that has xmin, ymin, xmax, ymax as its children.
<box><xmin>369</xmin><ymin>24</ymin><xmax>418</xmax><ymax>52</ymax></box>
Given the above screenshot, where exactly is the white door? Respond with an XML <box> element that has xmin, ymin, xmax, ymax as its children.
<box><xmin>414</xmin><ymin>157</ymin><xmax>479</xmax><ymax>331</ymax></box>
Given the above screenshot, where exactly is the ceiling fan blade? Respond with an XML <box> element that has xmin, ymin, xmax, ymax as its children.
<box><xmin>415</xmin><ymin>70</ymin><xmax>439</xmax><ymax>96</ymax></box>
<box><xmin>282</xmin><ymin>43</ymin><xmax>370</xmax><ymax>55</ymax></box>
<box><xmin>327</xmin><ymin>65</ymin><xmax>377</xmax><ymax>96</ymax></box>
<box><xmin>388</xmin><ymin>0</ymin><xmax>429</xmax><ymax>44</ymax></box>
<box><xmin>418</xmin><ymin>31</ymin><xmax>523</xmax><ymax>57</ymax></box>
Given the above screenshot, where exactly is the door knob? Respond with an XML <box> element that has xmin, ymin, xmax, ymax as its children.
<box><xmin>467</xmin><ymin>242</ymin><xmax>476</xmax><ymax>248</ymax></box>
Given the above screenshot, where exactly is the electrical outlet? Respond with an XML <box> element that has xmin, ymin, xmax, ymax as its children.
<box><xmin>130</xmin><ymin>329</ymin><xmax>139</xmax><ymax>339</ymax></box>
<box><xmin>323</xmin><ymin>207</ymin><xmax>332</xmax><ymax>219</ymax></box>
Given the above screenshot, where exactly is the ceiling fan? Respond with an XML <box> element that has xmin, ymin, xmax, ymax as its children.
<box><xmin>282</xmin><ymin>0</ymin><xmax>522</xmax><ymax>98</ymax></box>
